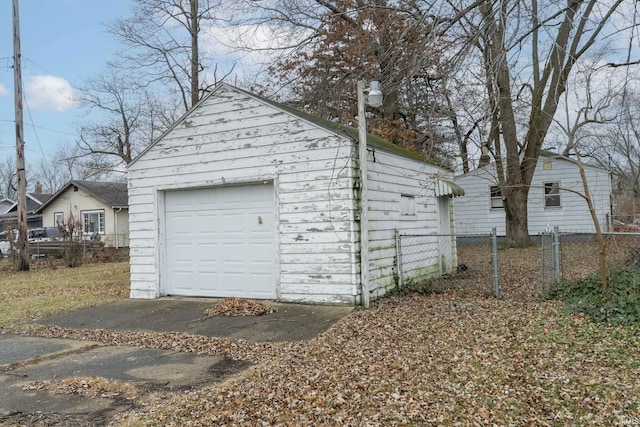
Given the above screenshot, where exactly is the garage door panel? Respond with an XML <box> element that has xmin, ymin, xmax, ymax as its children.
<box><xmin>221</xmin><ymin>213</ymin><xmax>246</xmax><ymax>234</ymax></box>
<box><xmin>223</xmin><ymin>245</ymin><xmax>245</xmax><ymax>264</ymax></box>
<box><xmin>251</xmin><ymin>243</ymin><xmax>273</xmax><ymax>263</ymax></box>
<box><xmin>164</xmin><ymin>184</ymin><xmax>275</xmax><ymax>298</ymax></box>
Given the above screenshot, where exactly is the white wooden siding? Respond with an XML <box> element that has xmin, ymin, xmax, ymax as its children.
<box><xmin>128</xmin><ymin>84</ymin><xmax>457</xmax><ymax>304</ymax></box>
<box><xmin>128</xmin><ymin>85</ymin><xmax>359</xmax><ymax>304</ymax></box>
<box><xmin>454</xmin><ymin>158</ymin><xmax>612</xmax><ymax>235</ymax></box>
<box><xmin>365</xmin><ymin>148</ymin><xmax>451</xmax><ymax>297</ymax></box>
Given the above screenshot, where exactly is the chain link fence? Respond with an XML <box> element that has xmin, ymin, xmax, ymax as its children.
<box><xmin>396</xmin><ymin>231</ymin><xmax>496</xmax><ymax>296</ymax></box>
<box><xmin>559</xmin><ymin>231</ymin><xmax>640</xmax><ymax>282</ymax></box>
<box><xmin>540</xmin><ymin>227</ymin><xmax>561</xmax><ymax>294</ymax></box>
<box><xmin>396</xmin><ymin>227</ymin><xmax>640</xmax><ymax>303</ymax></box>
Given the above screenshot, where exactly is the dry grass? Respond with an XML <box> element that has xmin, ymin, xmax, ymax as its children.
<box><xmin>0</xmin><ymin>261</ymin><xmax>129</xmax><ymax>326</ymax></box>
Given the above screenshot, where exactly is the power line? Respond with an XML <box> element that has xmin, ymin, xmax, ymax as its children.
<box><xmin>23</xmin><ymin>95</ymin><xmax>47</xmax><ymax>160</ymax></box>
<box><xmin>0</xmin><ymin>119</ymin><xmax>78</xmax><ymax>137</ymax></box>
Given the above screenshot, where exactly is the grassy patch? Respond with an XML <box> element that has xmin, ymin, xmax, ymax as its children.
<box><xmin>544</xmin><ymin>266</ymin><xmax>640</xmax><ymax>325</ymax></box>
<box><xmin>0</xmin><ymin>261</ymin><xmax>130</xmax><ymax>326</ymax></box>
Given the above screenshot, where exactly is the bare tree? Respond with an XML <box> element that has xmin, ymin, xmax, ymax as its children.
<box><xmin>590</xmin><ymin>89</ymin><xmax>640</xmax><ymax>200</ymax></box>
<box><xmin>443</xmin><ymin>0</ymin><xmax>632</xmax><ymax>247</ymax></box>
<box><xmin>0</xmin><ymin>156</ymin><xmax>17</xmax><ymax>200</ymax></box>
<box><xmin>107</xmin><ymin>0</ymin><xmax>229</xmax><ymax>112</ymax></box>
<box><xmin>552</xmin><ymin>59</ymin><xmax>628</xmax><ymax>291</ymax></box>
<box><xmin>74</xmin><ymin>72</ymin><xmax>167</xmax><ymax>171</ymax></box>
<box><xmin>32</xmin><ymin>145</ymin><xmax>96</xmax><ymax>194</ymax></box>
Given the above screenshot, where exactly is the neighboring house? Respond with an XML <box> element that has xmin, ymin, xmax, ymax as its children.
<box><xmin>0</xmin><ymin>198</ymin><xmax>14</xmax><ymax>214</ymax></box>
<box><xmin>35</xmin><ymin>181</ymin><xmax>129</xmax><ymax>248</ymax></box>
<box><xmin>454</xmin><ymin>152</ymin><xmax>612</xmax><ymax>235</ymax></box>
<box><xmin>1</xmin><ymin>192</ymin><xmax>51</xmax><ymax>230</ymax></box>
<box><xmin>127</xmin><ymin>83</ymin><xmax>462</xmax><ymax>305</ymax></box>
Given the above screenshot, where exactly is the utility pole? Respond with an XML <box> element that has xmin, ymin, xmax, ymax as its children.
<box><xmin>12</xmin><ymin>0</ymin><xmax>29</xmax><ymax>270</ymax></box>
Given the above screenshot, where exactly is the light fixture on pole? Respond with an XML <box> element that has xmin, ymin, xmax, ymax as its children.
<box><xmin>357</xmin><ymin>80</ymin><xmax>382</xmax><ymax>309</ymax></box>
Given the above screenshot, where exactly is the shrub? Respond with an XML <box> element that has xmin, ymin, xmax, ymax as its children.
<box><xmin>58</xmin><ymin>211</ymin><xmax>84</xmax><ymax>268</ymax></box>
<box><xmin>543</xmin><ymin>266</ymin><xmax>640</xmax><ymax>325</ymax></box>
<box><xmin>90</xmin><ymin>247</ymin><xmax>129</xmax><ymax>263</ymax></box>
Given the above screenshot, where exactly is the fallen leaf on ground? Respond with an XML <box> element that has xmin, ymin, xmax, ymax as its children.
<box><xmin>204</xmin><ymin>298</ymin><xmax>278</xmax><ymax>317</ymax></box>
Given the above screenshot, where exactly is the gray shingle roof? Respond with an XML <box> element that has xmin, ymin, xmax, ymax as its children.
<box><xmin>35</xmin><ymin>181</ymin><xmax>128</xmax><ymax>214</ymax></box>
<box><xmin>73</xmin><ymin>181</ymin><xmax>128</xmax><ymax>207</ymax></box>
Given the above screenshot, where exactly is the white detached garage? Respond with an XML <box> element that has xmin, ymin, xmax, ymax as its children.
<box><xmin>127</xmin><ymin>83</ymin><xmax>460</xmax><ymax>305</ymax></box>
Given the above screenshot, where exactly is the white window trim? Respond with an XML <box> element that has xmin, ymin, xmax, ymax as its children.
<box><xmin>544</xmin><ymin>181</ymin><xmax>561</xmax><ymax>208</ymax></box>
<box><xmin>490</xmin><ymin>185</ymin><xmax>504</xmax><ymax>209</ymax></box>
<box><xmin>54</xmin><ymin>212</ymin><xmax>64</xmax><ymax>227</ymax></box>
<box><xmin>82</xmin><ymin>210</ymin><xmax>105</xmax><ymax>234</ymax></box>
<box><xmin>400</xmin><ymin>194</ymin><xmax>416</xmax><ymax>217</ymax></box>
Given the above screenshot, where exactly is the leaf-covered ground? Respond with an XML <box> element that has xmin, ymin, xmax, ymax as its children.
<box><xmin>96</xmin><ymin>292</ymin><xmax>640</xmax><ymax>426</ymax></box>
<box><xmin>3</xmin><ymin>244</ymin><xmax>640</xmax><ymax>426</ymax></box>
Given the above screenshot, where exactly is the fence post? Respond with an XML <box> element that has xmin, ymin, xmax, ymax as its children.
<box><xmin>395</xmin><ymin>229</ymin><xmax>403</xmax><ymax>288</ymax></box>
<box><xmin>492</xmin><ymin>227</ymin><xmax>499</xmax><ymax>298</ymax></box>
<box><xmin>553</xmin><ymin>226</ymin><xmax>561</xmax><ymax>284</ymax></box>
<box><xmin>540</xmin><ymin>232</ymin><xmax>546</xmax><ymax>293</ymax></box>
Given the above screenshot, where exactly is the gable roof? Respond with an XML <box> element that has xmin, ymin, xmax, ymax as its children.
<box><xmin>0</xmin><ymin>198</ymin><xmax>14</xmax><ymax>214</ymax></box>
<box><xmin>30</xmin><ymin>193</ymin><xmax>52</xmax><ymax>204</ymax></box>
<box><xmin>35</xmin><ymin>181</ymin><xmax>128</xmax><ymax>214</ymax></box>
<box><xmin>6</xmin><ymin>193</ymin><xmax>51</xmax><ymax>214</ymax></box>
<box><xmin>128</xmin><ymin>82</ymin><xmax>433</xmax><ymax>168</ymax></box>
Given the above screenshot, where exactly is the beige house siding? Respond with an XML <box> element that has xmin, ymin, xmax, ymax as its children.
<box><xmin>40</xmin><ymin>186</ymin><xmax>129</xmax><ymax>247</ymax></box>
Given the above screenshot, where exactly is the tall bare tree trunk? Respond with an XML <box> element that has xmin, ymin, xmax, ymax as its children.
<box><xmin>504</xmin><ymin>187</ymin><xmax>533</xmax><ymax>247</ymax></box>
<box><xmin>190</xmin><ymin>0</ymin><xmax>199</xmax><ymax>108</ymax></box>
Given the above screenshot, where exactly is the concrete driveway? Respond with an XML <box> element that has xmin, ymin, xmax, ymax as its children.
<box><xmin>0</xmin><ymin>298</ymin><xmax>353</xmax><ymax>426</ymax></box>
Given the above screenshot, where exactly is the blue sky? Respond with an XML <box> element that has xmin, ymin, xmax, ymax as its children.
<box><xmin>0</xmin><ymin>0</ymin><xmax>131</xmax><ymax>166</ymax></box>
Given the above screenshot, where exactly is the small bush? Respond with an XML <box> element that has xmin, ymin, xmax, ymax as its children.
<box><xmin>90</xmin><ymin>247</ymin><xmax>129</xmax><ymax>263</ymax></box>
<box><xmin>58</xmin><ymin>211</ymin><xmax>84</xmax><ymax>268</ymax></box>
<box><xmin>543</xmin><ymin>266</ymin><xmax>640</xmax><ymax>325</ymax></box>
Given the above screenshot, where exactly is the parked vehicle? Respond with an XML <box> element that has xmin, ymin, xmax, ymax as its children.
<box><xmin>0</xmin><ymin>230</ymin><xmax>17</xmax><ymax>256</ymax></box>
<box><xmin>28</xmin><ymin>227</ymin><xmax>62</xmax><ymax>242</ymax></box>
<box><xmin>0</xmin><ymin>240</ymin><xmax>9</xmax><ymax>256</ymax></box>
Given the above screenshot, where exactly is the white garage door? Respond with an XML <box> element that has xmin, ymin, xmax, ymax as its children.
<box><xmin>163</xmin><ymin>183</ymin><xmax>275</xmax><ymax>298</ymax></box>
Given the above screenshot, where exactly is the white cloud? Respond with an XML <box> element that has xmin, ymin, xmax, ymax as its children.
<box><xmin>25</xmin><ymin>75</ymin><xmax>78</xmax><ymax>112</ymax></box>
<box><xmin>0</xmin><ymin>84</ymin><xmax>9</xmax><ymax>97</ymax></box>
<box><xmin>201</xmin><ymin>23</ymin><xmax>310</xmax><ymax>75</ymax></box>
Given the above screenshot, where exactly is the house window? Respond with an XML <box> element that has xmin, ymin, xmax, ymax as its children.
<box><xmin>54</xmin><ymin>212</ymin><xmax>64</xmax><ymax>227</ymax></box>
<box><xmin>490</xmin><ymin>185</ymin><xmax>504</xmax><ymax>209</ymax></box>
<box><xmin>544</xmin><ymin>182</ymin><xmax>561</xmax><ymax>208</ymax></box>
<box><xmin>82</xmin><ymin>210</ymin><xmax>105</xmax><ymax>234</ymax></box>
<box><xmin>400</xmin><ymin>194</ymin><xmax>416</xmax><ymax>216</ymax></box>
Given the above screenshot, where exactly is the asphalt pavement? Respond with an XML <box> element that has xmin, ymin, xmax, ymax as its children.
<box><xmin>0</xmin><ymin>298</ymin><xmax>353</xmax><ymax>426</ymax></box>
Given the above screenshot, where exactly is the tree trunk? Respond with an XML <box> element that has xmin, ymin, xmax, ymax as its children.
<box><xmin>504</xmin><ymin>186</ymin><xmax>534</xmax><ymax>247</ymax></box>
<box><xmin>190</xmin><ymin>0</ymin><xmax>199</xmax><ymax>108</ymax></box>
